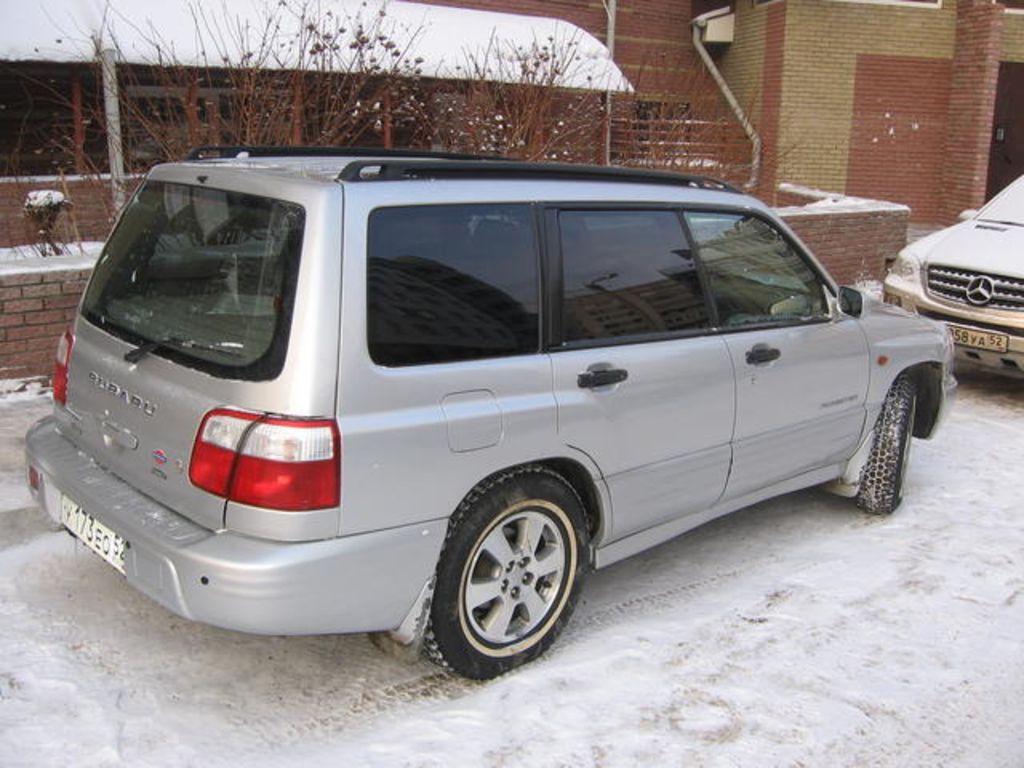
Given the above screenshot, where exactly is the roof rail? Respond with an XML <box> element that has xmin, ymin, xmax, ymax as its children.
<box><xmin>337</xmin><ymin>159</ymin><xmax>740</xmax><ymax>193</ymax></box>
<box><xmin>184</xmin><ymin>145</ymin><xmax>501</xmax><ymax>162</ymax></box>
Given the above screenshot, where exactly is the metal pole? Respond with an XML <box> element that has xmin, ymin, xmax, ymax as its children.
<box><xmin>100</xmin><ymin>46</ymin><xmax>127</xmax><ymax>211</ymax></box>
<box><xmin>691</xmin><ymin>15</ymin><xmax>761</xmax><ymax>191</ymax></box>
<box><xmin>604</xmin><ymin>0</ymin><xmax>617</xmax><ymax>166</ymax></box>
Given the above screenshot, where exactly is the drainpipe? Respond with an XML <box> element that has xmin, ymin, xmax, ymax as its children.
<box><xmin>690</xmin><ymin>10</ymin><xmax>761</xmax><ymax>191</ymax></box>
<box><xmin>604</xmin><ymin>0</ymin><xmax>617</xmax><ymax>165</ymax></box>
<box><xmin>98</xmin><ymin>43</ymin><xmax>127</xmax><ymax>211</ymax></box>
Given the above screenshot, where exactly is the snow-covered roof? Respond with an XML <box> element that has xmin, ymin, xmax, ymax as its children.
<box><xmin>3</xmin><ymin>0</ymin><xmax>632</xmax><ymax>92</ymax></box>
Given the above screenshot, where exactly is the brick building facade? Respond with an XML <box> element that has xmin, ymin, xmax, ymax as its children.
<box><xmin>2</xmin><ymin>0</ymin><xmax>1021</xmax><ymax>245</ymax></box>
<box><xmin>715</xmin><ymin>0</ymin><xmax>1024</xmax><ymax>222</ymax></box>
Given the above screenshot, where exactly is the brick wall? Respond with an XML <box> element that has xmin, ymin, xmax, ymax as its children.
<box><xmin>1002</xmin><ymin>11</ymin><xmax>1024</xmax><ymax>62</ymax></box>
<box><xmin>779</xmin><ymin>205</ymin><xmax>910</xmax><ymax>286</ymax></box>
<box><xmin>0</xmin><ymin>267</ymin><xmax>89</xmax><ymax>380</ymax></box>
<box><xmin>757</xmin><ymin>3</ymin><xmax>787</xmax><ymax>202</ymax></box>
<box><xmin>0</xmin><ymin>203</ymin><xmax>908</xmax><ymax>381</ymax></box>
<box><xmin>0</xmin><ymin>177</ymin><xmax>126</xmax><ymax>248</ymax></box>
<box><xmin>940</xmin><ymin>0</ymin><xmax>1004</xmax><ymax>221</ymax></box>
<box><xmin>725</xmin><ymin>0</ymin><xmax>957</xmax><ymax>219</ymax></box>
<box><xmin>847</xmin><ymin>55</ymin><xmax>952</xmax><ymax>223</ymax></box>
<box><xmin>724</xmin><ymin>0</ymin><xmax>1022</xmax><ymax>224</ymax></box>
<box><xmin>717</xmin><ymin>0</ymin><xmax>769</xmax><ymax>165</ymax></box>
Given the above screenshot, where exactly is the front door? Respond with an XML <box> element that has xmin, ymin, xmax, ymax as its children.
<box><xmin>683</xmin><ymin>211</ymin><xmax>870</xmax><ymax>502</ymax></box>
<box><xmin>988</xmin><ymin>62</ymin><xmax>1024</xmax><ymax>201</ymax></box>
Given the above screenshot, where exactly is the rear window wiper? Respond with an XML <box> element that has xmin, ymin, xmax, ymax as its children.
<box><xmin>124</xmin><ymin>336</ymin><xmax>244</xmax><ymax>363</ymax></box>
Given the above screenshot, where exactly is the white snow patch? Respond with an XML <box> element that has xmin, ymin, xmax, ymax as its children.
<box><xmin>776</xmin><ymin>182</ymin><xmax>909</xmax><ymax>216</ymax></box>
<box><xmin>0</xmin><ymin>243</ymin><xmax>103</xmax><ymax>272</ymax></box>
<box><xmin>23</xmin><ymin>190</ymin><xmax>66</xmax><ymax>209</ymax></box>
<box><xmin>2</xmin><ymin>0</ymin><xmax>632</xmax><ymax>91</ymax></box>
<box><xmin>0</xmin><ymin>172</ymin><xmax>128</xmax><ymax>185</ymax></box>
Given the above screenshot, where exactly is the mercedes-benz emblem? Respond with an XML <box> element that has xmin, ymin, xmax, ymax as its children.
<box><xmin>965</xmin><ymin>275</ymin><xmax>995</xmax><ymax>306</ymax></box>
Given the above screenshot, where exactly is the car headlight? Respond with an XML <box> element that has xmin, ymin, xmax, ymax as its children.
<box><xmin>888</xmin><ymin>249</ymin><xmax>922</xmax><ymax>280</ymax></box>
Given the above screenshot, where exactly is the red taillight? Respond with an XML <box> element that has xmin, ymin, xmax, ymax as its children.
<box><xmin>53</xmin><ymin>327</ymin><xmax>74</xmax><ymax>405</ymax></box>
<box><xmin>189</xmin><ymin>409</ymin><xmax>341</xmax><ymax>511</ymax></box>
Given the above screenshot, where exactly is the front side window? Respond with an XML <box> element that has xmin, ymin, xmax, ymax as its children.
<box><xmin>685</xmin><ymin>212</ymin><xmax>828</xmax><ymax>327</ymax></box>
<box><xmin>82</xmin><ymin>181</ymin><xmax>305</xmax><ymax>380</ymax></box>
<box><xmin>367</xmin><ymin>204</ymin><xmax>539</xmax><ymax>366</ymax></box>
<box><xmin>559</xmin><ymin>209</ymin><xmax>709</xmax><ymax>343</ymax></box>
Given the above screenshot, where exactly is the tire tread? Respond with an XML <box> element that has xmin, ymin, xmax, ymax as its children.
<box><xmin>857</xmin><ymin>374</ymin><xmax>917</xmax><ymax>515</ymax></box>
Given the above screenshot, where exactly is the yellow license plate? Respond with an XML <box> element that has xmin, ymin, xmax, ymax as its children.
<box><xmin>61</xmin><ymin>495</ymin><xmax>128</xmax><ymax>575</ymax></box>
<box><xmin>949</xmin><ymin>325</ymin><xmax>1009</xmax><ymax>353</ymax></box>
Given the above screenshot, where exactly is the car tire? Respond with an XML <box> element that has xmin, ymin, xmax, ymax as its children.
<box><xmin>856</xmin><ymin>374</ymin><xmax>917</xmax><ymax>515</ymax></box>
<box><xmin>424</xmin><ymin>466</ymin><xmax>588</xmax><ymax>680</ymax></box>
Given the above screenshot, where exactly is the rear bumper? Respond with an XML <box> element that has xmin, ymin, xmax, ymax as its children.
<box><xmin>25</xmin><ymin>416</ymin><xmax>446</xmax><ymax>636</ymax></box>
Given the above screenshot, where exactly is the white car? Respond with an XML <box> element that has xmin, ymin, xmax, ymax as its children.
<box><xmin>884</xmin><ymin>174</ymin><xmax>1024</xmax><ymax>376</ymax></box>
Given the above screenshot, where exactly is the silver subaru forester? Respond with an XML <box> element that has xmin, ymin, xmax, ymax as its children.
<box><xmin>26</xmin><ymin>149</ymin><xmax>955</xmax><ymax>679</ymax></box>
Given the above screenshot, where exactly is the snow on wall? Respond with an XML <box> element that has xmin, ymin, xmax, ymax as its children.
<box><xmin>775</xmin><ymin>182</ymin><xmax>911</xmax><ymax>216</ymax></box>
<box><xmin>23</xmin><ymin>191</ymin><xmax>67</xmax><ymax>210</ymax></box>
<box><xmin>2</xmin><ymin>0</ymin><xmax>631</xmax><ymax>91</ymax></box>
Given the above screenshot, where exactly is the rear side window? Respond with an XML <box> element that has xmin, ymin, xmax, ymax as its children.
<box><xmin>82</xmin><ymin>181</ymin><xmax>305</xmax><ymax>380</ymax></box>
<box><xmin>367</xmin><ymin>204</ymin><xmax>539</xmax><ymax>366</ymax></box>
<box><xmin>559</xmin><ymin>209</ymin><xmax>709</xmax><ymax>343</ymax></box>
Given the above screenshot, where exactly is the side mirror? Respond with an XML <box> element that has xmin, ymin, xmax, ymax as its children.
<box><xmin>838</xmin><ymin>286</ymin><xmax>863</xmax><ymax>318</ymax></box>
<box><xmin>958</xmin><ymin>209</ymin><xmax>978</xmax><ymax>222</ymax></box>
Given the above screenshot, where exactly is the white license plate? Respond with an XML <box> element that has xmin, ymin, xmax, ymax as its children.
<box><xmin>949</xmin><ymin>324</ymin><xmax>1009</xmax><ymax>353</ymax></box>
<box><xmin>61</xmin><ymin>495</ymin><xmax>128</xmax><ymax>575</ymax></box>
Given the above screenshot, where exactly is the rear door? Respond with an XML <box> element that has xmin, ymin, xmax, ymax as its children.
<box><xmin>683</xmin><ymin>211</ymin><xmax>869</xmax><ymax>501</ymax></box>
<box><xmin>547</xmin><ymin>207</ymin><xmax>735</xmax><ymax>543</ymax></box>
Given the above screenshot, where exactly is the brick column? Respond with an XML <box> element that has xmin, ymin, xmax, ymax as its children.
<box><xmin>757</xmin><ymin>2</ymin><xmax>787</xmax><ymax>203</ymax></box>
<box><xmin>941</xmin><ymin>0</ymin><xmax>1004</xmax><ymax>223</ymax></box>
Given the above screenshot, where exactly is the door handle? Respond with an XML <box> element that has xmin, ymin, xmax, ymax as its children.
<box><xmin>745</xmin><ymin>344</ymin><xmax>781</xmax><ymax>365</ymax></box>
<box><xmin>577</xmin><ymin>367</ymin><xmax>629</xmax><ymax>389</ymax></box>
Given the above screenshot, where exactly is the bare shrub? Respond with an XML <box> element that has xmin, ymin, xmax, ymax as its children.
<box><xmin>100</xmin><ymin>0</ymin><xmax>430</xmax><ymax>168</ymax></box>
<box><xmin>429</xmin><ymin>32</ymin><xmax>606</xmax><ymax>163</ymax></box>
<box><xmin>610</xmin><ymin>65</ymin><xmax>753</xmax><ymax>186</ymax></box>
<box><xmin>23</xmin><ymin>189</ymin><xmax>70</xmax><ymax>256</ymax></box>
<box><xmin>32</xmin><ymin>0</ymin><xmax>752</xmax><ymax>183</ymax></box>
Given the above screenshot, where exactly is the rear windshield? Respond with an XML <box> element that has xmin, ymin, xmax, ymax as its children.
<box><xmin>82</xmin><ymin>181</ymin><xmax>305</xmax><ymax>380</ymax></box>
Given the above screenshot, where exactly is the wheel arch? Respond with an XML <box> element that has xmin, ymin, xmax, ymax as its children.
<box><xmin>450</xmin><ymin>457</ymin><xmax>607</xmax><ymax>559</ymax></box>
<box><xmin>534</xmin><ymin>457</ymin><xmax>605</xmax><ymax>544</ymax></box>
<box><xmin>900</xmin><ymin>361</ymin><xmax>945</xmax><ymax>439</ymax></box>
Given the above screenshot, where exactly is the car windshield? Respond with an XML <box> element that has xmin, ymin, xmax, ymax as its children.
<box><xmin>977</xmin><ymin>176</ymin><xmax>1024</xmax><ymax>226</ymax></box>
<box><xmin>81</xmin><ymin>181</ymin><xmax>305</xmax><ymax>380</ymax></box>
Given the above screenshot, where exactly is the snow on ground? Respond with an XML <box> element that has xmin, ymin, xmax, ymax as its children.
<box><xmin>1</xmin><ymin>372</ymin><xmax>1022</xmax><ymax>767</ymax></box>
